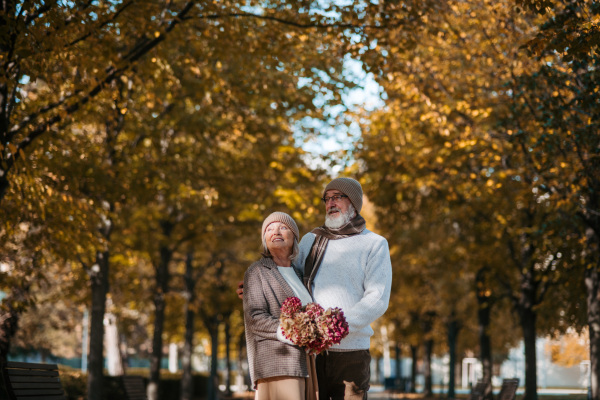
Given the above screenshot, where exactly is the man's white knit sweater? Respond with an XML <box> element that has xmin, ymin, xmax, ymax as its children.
<box><xmin>295</xmin><ymin>228</ymin><xmax>392</xmax><ymax>351</ymax></box>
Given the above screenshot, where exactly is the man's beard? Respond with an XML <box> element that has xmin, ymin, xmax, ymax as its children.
<box><xmin>325</xmin><ymin>204</ymin><xmax>356</xmax><ymax>229</ymax></box>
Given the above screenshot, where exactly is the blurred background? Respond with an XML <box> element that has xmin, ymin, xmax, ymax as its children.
<box><xmin>0</xmin><ymin>1</ymin><xmax>598</xmax><ymax>399</ymax></box>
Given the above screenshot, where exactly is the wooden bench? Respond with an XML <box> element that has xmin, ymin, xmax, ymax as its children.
<box><xmin>122</xmin><ymin>375</ymin><xmax>148</xmax><ymax>400</ymax></box>
<box><xmin>497</xmin><ymin>378</ymin><xmax>519</xmax><ymax>400</ymax></box>
<box><xmin>468</xmin><ymin>380</ymin><xmax>486</xmax><ymax>400</ymax></box>
<box><xmin>1</xmin><ymin>361</ymin><xmax>66</xmax><ymax>400</ymax></box>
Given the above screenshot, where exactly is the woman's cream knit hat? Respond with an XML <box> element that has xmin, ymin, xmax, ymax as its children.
<box><xmin>261</xmin><ymin>211</ymin><xmax>300</xmax><ymax>241</ymax></box>
<box><xmin>323</xmin><ymin>177</ymin><xmax>363</xmax><ymax>213</ymax></box>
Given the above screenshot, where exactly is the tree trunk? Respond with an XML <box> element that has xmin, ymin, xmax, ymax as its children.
<box><xmin>587</xmin><ymin>264</ymin><xmax>600</xmax><ymax>400</ymax></box>
<box><xmin>0</xmin><ymin>308</ymin><xmax>19</xmax><ymax>365</ymax></box>
<box><xmin>0</xmin><ymin>0</ymin><xmax>15</xmax><ymax>204</ymax></box>
<box><xmin>410</xmin><ymin>345</ymin><xmax>417</xmax><ymax>393</ymax></box>
<box><xmin>207</xmin><ymin>315</ymin><xmax>220</xmax><ymax>400</ymax></box>
<box><xmin>519</xmin><ymin>289</ymin><xmax>538</xmax><ymax>400</ymax></box>
<box><xmin>86</xmin><ymin>249</ymin><xmax>110</xmax><ymax>400</ymax></box>
<box><xmin>477</xmin><ymin>268</ymin><xmax>493</xmax><ymax>400</ymax></box>
<box><xmin>238</xmin><ymin>332</ymin><xmax>250</xmax><ymax>391</ymax></box>
<box><xmin>447</xmin><ymin>318</ymin><xmax>460</xmax><ymax>399</ymax></box>
<box><xmin>119</xmin><ymin>333</ymin><xmax>129</xmax><ymax>371</ymax></box>
<box><xmin>394</xmin><ymin>342</ymin><xmax>402</xmax><ymax>390</ymax></box>
<box><xmin>584</xmin><ymin>193</ymin><xmax>600</xmax><ymax>400</ymax></box>
<box><xmin>0</xmin><ymin>174</ymin><xmax>8</xmax><ymax>204</ymax></box>
<box><xmin>224</xmin><ymin>317</ymin><xmax>232</xmax><ymax>395</ymax></box>
<box><xmin>423</xmin><ymin>338</ymin><xmax>433</xmax><ymax>396</ymax></box>
<box><xmin>148</xmin><ymin>223</ymin><xmax>174</xmax><ymax>400</ymax></box>
<box><xmin>505</xmin><ymin>228</ymin><xmax>539</xmax><ymax>400</ymax></box>
<box><xmin>236</xmin><ymin>333</ymin><xmax>250</xmax><ymax>393</ymax></box>
<box><xmin>0</xmin><ymin>285</ymin><xmax>28</xmax><ymax>364</ymax></box>
<box><xmin>422</xmin><ymin>313</ymin><xmax>434</xmax><ymax>397</ymax></box>
<box><xmin>181</xmin><ymin>252</ymin><xmax>196</xmax><ymax>400</ymax></box>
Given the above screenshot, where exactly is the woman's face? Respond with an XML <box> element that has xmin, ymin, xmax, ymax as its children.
<box><xmin>264</xmin><ymin>222</ymin><xmax>294</xmax><ymax>254</ymax></box>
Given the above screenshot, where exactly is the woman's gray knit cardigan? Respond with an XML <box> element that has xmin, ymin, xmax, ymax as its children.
<box><xmin>243</xmin><ymin>257</ymin><xmax>308</xmax><ymax>388</ymax></box>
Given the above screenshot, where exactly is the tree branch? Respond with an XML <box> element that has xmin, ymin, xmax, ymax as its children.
<box><xmin>8</xmin><ymin>89</ymin><xmax>83</xmax><ymax>141</ymax></box>
<box><xmin>24</xmin><ymin>2</ymin><xmax>53</xmax><ymax>26</ymax></box>
<box><xmin>10</xmin><ymin>1</ymin><xmax>197</xmax><ymax>169</ymax></box>
<box><xmin>5</xmin><ymin>67</ymin><xmax>20</xmax><ymax>126</ymax></box>
<box><xmin>67</xmin><ymin>1</ymin><xmax>135</xmax><ymax>48</ymax></box>
<box><xmin>122</xmin><ymin>1</ymin><xmax>195</xmax><ymax>64</ymax></box>
<box><xmin>191</xmin><ymin>11</ymin><xmax>402</xmax><ymax>31</ymax></box>
<box><xmin>505</xmin><ymin>231</ymin><xmax>523</xmax><ymax>270</ymax></box>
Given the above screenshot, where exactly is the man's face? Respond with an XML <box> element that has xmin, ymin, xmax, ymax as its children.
<box><xmin>324</xmin><ymin>189</ymin><xmax>352</xmax><ymax>217</ymax></box>
<box><xmin>324</xmin><ymin>189</ymin><xmax>355</xmax><ymax>229</ymax></box>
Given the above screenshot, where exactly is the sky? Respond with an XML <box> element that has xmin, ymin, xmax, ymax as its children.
<box><xmin>295</xmin><ymin>56</ymin><xmax>385</xmax><ymax>175</ymax></box>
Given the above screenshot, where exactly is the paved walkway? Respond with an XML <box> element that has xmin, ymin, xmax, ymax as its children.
<box><xmin>225</xmin><ymin>389</ymin><xmax>432</xmax><ymax>400</ymax></box>
<box><xmin>224</xmin><ymin>385</ymin><xmax>588</xmax><ymax>400</ymax></box>
<box><xmin>369</xmin><ymin>392</ymin><xmax>430</xmax><ymax>400</ymax></box>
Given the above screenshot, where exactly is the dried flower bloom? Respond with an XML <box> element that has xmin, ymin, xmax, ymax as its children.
<box><xmin>280</xmin><ymin>296</ymin><xmax>349</xmax><ymax>355</ymax></box>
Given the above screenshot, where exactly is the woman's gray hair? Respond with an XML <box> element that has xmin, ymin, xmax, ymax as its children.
<box><xmin>261</xmin><ymin>237</ymin><xmax>299</xmax><ymax>262</ymax></box>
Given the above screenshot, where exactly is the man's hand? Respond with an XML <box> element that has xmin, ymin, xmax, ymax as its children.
<box><xmin>236</xmin><ymin>281</ymin><xmax>244</xmax><ymax>299</ymax></box>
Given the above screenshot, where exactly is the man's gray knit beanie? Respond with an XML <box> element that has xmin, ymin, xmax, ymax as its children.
<box><xmin>323</xmin><ymin>177</ymin><xmax>363</xmax><ymax>213</ymax></box>
<box><xmin>261</xmin><ymin>211</ymin><xmax>300</xmax><ymax>241</ymax></box>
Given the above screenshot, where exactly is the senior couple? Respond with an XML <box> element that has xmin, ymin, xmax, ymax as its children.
<box><xmin>241</xmin><ymin>177</ymin><xmax>393</xmax><ymax>400</ymax></box>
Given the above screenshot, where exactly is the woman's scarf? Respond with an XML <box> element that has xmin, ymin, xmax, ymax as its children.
<box><xmin>303</xmin><ymin>214</ymin><xmax>366</xmax><ymax>294</ymax></box>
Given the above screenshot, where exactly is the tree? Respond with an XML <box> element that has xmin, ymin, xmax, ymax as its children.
<box><xmin>0</xmin><ymin>0</ymin><xmax>394</xmax><ymax>386</ymax></box>
<box><xmin>356</xmin><ymin>3</ymin><xmax>587</xmax><ymax>400</ymax></box>
<box><xmin>519</xmin><ymin>0</ymin><xmax>600</xmax><ymax>62</ymax></box>
<box><xmin>0</xmin><ymin>0</ymin><xmax>370</xmax><ymax>362</ymax></box>
<box><xmin>499</xmin><ymin>54</ymin><xmax>598</xmax><ymax>398</ymax></box>
<box><xmin>0</xmin><ymin>0</ymin><xmax>202</xmax><ymax>367</ymax></box>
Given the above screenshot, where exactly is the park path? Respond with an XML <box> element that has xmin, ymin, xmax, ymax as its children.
<box><xmin>223</xmin><ymin>390</ymin><xmax>432</xmax><ymax>400</ymax></box>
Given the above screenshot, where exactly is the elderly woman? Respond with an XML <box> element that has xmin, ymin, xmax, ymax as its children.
<box><xmin>243</xmin><ymin>212</ymin><xmax>318</xmax><ymax>400</ymax></box>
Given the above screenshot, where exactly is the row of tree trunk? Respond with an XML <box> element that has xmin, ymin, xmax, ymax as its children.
<box><xmin>381</xmin><ymin>262</ymin><xmax>548</xmax><ymax>400</ymax></box>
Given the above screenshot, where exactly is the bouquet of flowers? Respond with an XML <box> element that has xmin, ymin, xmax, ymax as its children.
<box><xmin>279</xmin><ymin>296</ymin><xmax>349</xmax><ymax>355</ymax></box>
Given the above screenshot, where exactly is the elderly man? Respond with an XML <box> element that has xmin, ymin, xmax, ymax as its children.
<box><xmin>297</xmin><ymin>177</ymin><xmax>392</xmax><ymax>399</ymax></box>
<box><xmin>238</xmin><ymin>177</ymin><xmax>392</xmax><ymax>399</ymax></box>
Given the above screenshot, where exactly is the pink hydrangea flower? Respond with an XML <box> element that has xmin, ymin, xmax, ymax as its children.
<box><xmin>280</xmin><ymin>296</ymin><xmax>350</xmax><ymax>355</ymax></box>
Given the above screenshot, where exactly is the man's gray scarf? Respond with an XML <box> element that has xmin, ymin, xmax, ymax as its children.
<box><xmin>303</xmin><ymin>214</ymin><xmax>366</xmax><ymax>295</ymax></box>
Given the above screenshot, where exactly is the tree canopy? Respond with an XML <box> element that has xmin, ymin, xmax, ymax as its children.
<box><xmin>1</xmin><ymin>1</ymin><xmax>598</xmax><ymax>399</ymax></box>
